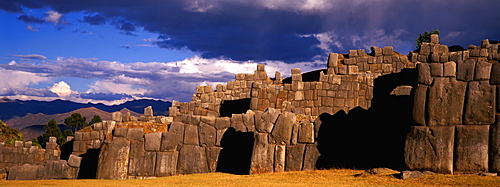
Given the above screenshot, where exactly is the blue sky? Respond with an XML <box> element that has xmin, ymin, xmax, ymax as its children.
<box><xmin>1</xmin><ymin>0</ymin><xmax>499</xmax><ymax>104</ymax></box>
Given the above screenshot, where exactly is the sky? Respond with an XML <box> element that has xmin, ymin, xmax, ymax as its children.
<box><xmin>1</xmin><ymin>0</ymin><xmax>499</xmax><ymax>105</ymax></box>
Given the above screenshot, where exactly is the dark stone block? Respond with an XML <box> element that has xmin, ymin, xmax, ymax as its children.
<box><xmin>215</xmin><ymin>118</ymin><xmax>230</xmax><ymax>130</ymax></box>
<box><xmin>199</xmin><ymin>124</ymin><xmax>216</xmax><ymax>147</ymax></box>
<box><xmin>205</xmin><ymin>147</ymin><xmax>222</xmax><ymax>172</ymax></box>
<box><xmin>183</xmin><ymin>124</ymin><xmax>200</xmax><ymax>145</ymax></box>
<box><xmin>96</xmin><ymin>137</ymin><xmax>131</xmax><ymax>179</ymax></box>
<box><xmin>475</xmin><ymin>60</ymin><xmax>492</xmax><ymax>80</ymax></box>
<box><xmin>454</xmin><ymin>125</ymin><xmax>489</xmax><ymax>174</ymax></box>
<box><xmin>160</xmin><ymin>122</ymin><xmax>184</xmax><ymax>151</ymax></box>
<box><xmin>427</xmin><ymin>78</ymin><xmax>467</xmax><ymax>126</ymax></box>
<box><xmin>128</xmin><ymin>141</ymin><xmax>156</xmax><ymax>176</ymax></box>
<box><xmin>491</xmin><ymin>63</ymin><xmax>500</xmax><ymax>85</ymax></box>
<box><xmin>404</xmin><ymin>126</ymin><xmax>454</xmax><ymax>174</ymax></box>
<box><xmin>177</xmin><ymin>145</ymin><xmax>209</xmax><ymax>175</ymax></box>
<box><xmin>298</xmin><ymin>123</ymin><xmax>315</xmax><ymax>143</ymax></box>
<box><xmin>126</xmin><ymin>128</ymin><xmax>144</xmax><ymax>141</ymax></box>
<box><xmin>285</xmin><ymin>144</ymin><xmax>306</xmax><ymax>171</ymax></box>
<box><xmin>249</xmin><ymin>133</ymin><xmax>274</xmax><ymax>174</ymax></box>
<box><xmin>68</xmin><ymin>154</ymin><xmax>82</xmax><ymax>168</ymax></box>
<box><xmin>303</xmin><ymin>143</ymin><xmax>321</xmax><ymax>171</ymax></box>
<box><xmin>464</xmin><ymin>81</ymin><xmax>496</xmax><ymax>125</ymax></box>
<box><xmin>144</xmin><ymin>132</ymin><xmax>162</xmax><ymax>151</ymax></box>
<box><xmin>382</xmin><ymin>46</ymin><xmax>393</xmax><ymax>56</ymax></box>
<box><xmin>457</xmin><ymin>59</ymin><xmax>476</xmax><ymax>81</ymax></box>
<box><xmin>271</xmin><ymin>112</ymin><xmax>295</xmax><ymax>144</ymax></box>
<box><xmin>491</xmin><ymin>115</ymin><xmax>500</xmax><ymax>172</ymax></box>
<box><xmin>114</xmin><ymin>128</ymin><xmax>128</xmax><ymax>137</ymax></box>
<box><xmin>7</xmin><ymin>164</ymin><xmax>41</xmax><ymax>180</ymax></box>
<box><xmin>413</xmin><ymin>85</ymin><xmax>428</xmax><ymax>125</ymax></box>
<box><xmin>417</xmin><ymin>63</ymin><xmax>433</xmax><ymax>85</ymax></box>
<box><xmin>155</xmin><ymin>151</ymin><xmax>178</xmax><ymax>177</ymax></box>
<box><xmin>430</xmin><ymin>63</ymin><xmax>443</xmax><ymax>77</ymax></box>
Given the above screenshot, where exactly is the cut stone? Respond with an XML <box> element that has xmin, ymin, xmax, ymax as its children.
<box><xmin>454</xmin><ymin>125</ymin><xmax>489</xmax><ymax>174</ymax></box>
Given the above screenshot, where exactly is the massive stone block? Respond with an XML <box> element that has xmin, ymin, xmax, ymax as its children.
<box><xmin>491</xmin><ymin>115</ymin><xmax>500</xmax><ymax>172</ymax></box>
<box><xmin>250</xmin><ymin>133</ymin><xmax>274</xmax><ymax>174</ymax></box>
<box><xmin>457</xmin><ymin>59</ymin><xmax>476</xmax><ymax>82</ymax></box>
<box><xmin>97</xmin><ymin>138</ymin><xmax>131</xmax><ymax>179</ymax></box>
<box><xmin>298</xmin><ymin>123</ymin><xmax>314</xmax><ymax>143</ymax></box>
<box><xmin>183</xmin><ymin>124</ymin><xmax>200</xmax><ymax>145</ymax></box>
<box><xmin>126</xmin><ymin>128</ymin><xmax>144</xmax><ymax>141</ymax></box>
<box><xmin>205</xmin><ymin>147</ymin><xmax>222</xmax><ymax>172</ymax></box>
<box><xmin>302</xmin><ymin>143</ymin><xmax>321</xmax><ymax>171</ymax></box>
<box><xmin>7</xmin><ymin>164</ymin><xmax>41</xmax><ymax>180</ymax></box>
<box><xmin>274</xmin><ymin>145</ymin><xmax>286</xmax><ymax>172</ymax></box>
<box><xmin>474</xmin><ymin>60</ymin><xmax>492</xmax><ymax>80</ymax></box>
<box><xmin>328</xmin><ymin>53</ymin><xmax>339</xmax><ymax>67</ymax></box>
<box><xmin>155</xmin><ymin>151</ymin><xmax>178</xmax><ymax>177</ymax></box>
<box><xmin>177</xmin><ymin>145</ymin><xmax>209</xmax><ymax>175</ymax></box>
<box><xmin>404</xmin><ymin>126</ymin><xmax>454</xmax><ymax>174</ymax></box>
<box><xmin>491</xmin><ymin>63</ymin><xmax>500</xmax><ymax>85</ymax></box>
<box><xmin>454</xmin><ymin>125</ymin><xmax>489</xmax><ymax>174</ymax></box>
<box><xmin>427</xmin><ymin>78</ymin><xmax>467</xmax><ymax>126</ymax></box>
<box><xmin>271</xmin><ymin>112</ymin><xmax>296</xmax><ymax>144</ymax></box>
<box><xmin>128</xmin><ymin>141</ymin><xmax>156</xmax><ymax>176</ymax></box>
<box><xmin>145</xmin><ymin>132</ymin><xmax>162</xmax><ymax>151</ymax></box>
<box><xmin>413</xmin><ymin>85</ymin><xmax>428</xmax><ymax>125</ymax></box>
<box><xmin>39</xmin><ymin>160</ymin><xmax>78</xmax><ymax>179</ymax></box>
<box><xmin>199</xmin><ymin>124</ymin><xmax>216</xmax><ymax>147</ymax></box>
<box><xmin>160</xmin><ymin>122</ymin><xmax>184</xmax><ymax>151</ymax></box>
<box><xmin>285</xmin><ymin>144</ymin><xmax>306</xmax><ymax>171</ymax></box>
<box><xmin>464</xmin><ymin>81</ymin><xmax>496</xmax><ymax>125</ymax></box>
<box><xmin>417</xmin><ymin>63</ymin><xmax>433</xmax><ymax>85</ymax></box>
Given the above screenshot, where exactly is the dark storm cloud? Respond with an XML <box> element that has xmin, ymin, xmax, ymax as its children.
<box><xmin>17</xmin><ymin>15</ymin><xmax>45</xmax><ymax>24</ymax></box>
<box><xmin>4</xmin><ymin>0</ymin><xmax>500</xmax><ymax>62</ymax></box>
<box><xmin>80</xmin><ymin>14</ymin><xmax>106</xmax><ymax>25</ymax></box>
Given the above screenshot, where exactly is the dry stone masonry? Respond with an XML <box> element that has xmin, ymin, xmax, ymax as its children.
<box><xmin>2</xmin><ymin>34</ymin><xmax>500</xmax><ymax>179</ymax></box>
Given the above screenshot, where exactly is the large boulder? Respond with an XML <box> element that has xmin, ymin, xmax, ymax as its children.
<box><xmin>96</xmin><ymin>137</ymin><xmax>131</xmax><ymax>179</ymax></box>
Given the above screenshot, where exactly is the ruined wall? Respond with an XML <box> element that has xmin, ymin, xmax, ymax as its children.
<box><xmin>0</xmin><ymin>137</ymin><xmax>81</xmax><ymax>180</ymax></box>
<box><xmin>405</xmin><ymin>36</ymin><xmax>500</xmax><ymax>174</ymax></box>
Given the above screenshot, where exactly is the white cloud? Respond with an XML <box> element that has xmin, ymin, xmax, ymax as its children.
<box><xmin>8</xmin><ymin>60</ymin><xmax>17</xmax><ymax>65</ymax></box>
<box><xmin>87</xmin><ymin>80</ymin><xmax>148</xmax><ymax>95</ymax></box>
<box><xmin>0</xmin><ymin>68</ymin><xmax>50</xmax><ymax>93</ymax></box>
<box><xmin>26</xmin><ymin>24</ymin><xmax>38</xmax><ymax>31</ymax></box>
<box><xmin>45</xmin><ymin>10</ymin><xmax>63</xmax><ymax>24</ymax></box>
<box><xmin>50</xmin><ymin>81</ymin><xmax>74</xmax><ymax>97</ymax></box>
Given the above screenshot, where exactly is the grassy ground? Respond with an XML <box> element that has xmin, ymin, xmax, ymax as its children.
<box><xmin>1</xmin><ymin>169</ymin><xmax>499</xmax><ymax>187</ymax></box>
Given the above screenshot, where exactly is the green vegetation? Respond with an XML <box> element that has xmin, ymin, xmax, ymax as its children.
<box><xmin>37</xmin><ymin>119</ymin><xmax>65</xmax><ymax>148</ymax></box>
<box><xmin>2</xmin><ymin>169</ymin><xmax>500</xmax><ymax>186</ymax></box>
<box><xmin>64</xmin><ymin>113</ymin><xmax>87</xmax><ymax>133</ymax></box>
<box><xmin>0</xmin><ymin>120</ymin><xmax>25</xmax><ymax>146</ymax></box>
<box><xmin>416</xmin><ymin>29</ymin><xmax>440</xmax><ymax>50</ymax></box>
<box><xmin>89</xmin><ymin>115</ymin><xmax>102</xmax><ymax>126</ymax></box>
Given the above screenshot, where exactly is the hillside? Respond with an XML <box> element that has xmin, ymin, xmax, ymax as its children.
<box><xmin>0</xmin><ymin>98</ymin><xmax>171</xmax><ymax>121</ymax></box>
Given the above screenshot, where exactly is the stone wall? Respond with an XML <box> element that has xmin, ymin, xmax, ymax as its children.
<box><xmin>405</xmin><ymin>36</ymin><xmax>500</xmax><ymax>174</ymax></box>
<box><xmin>1</xmin><ymin>137</ymin><xmax>81</xmax><ymax>180</ymax></box>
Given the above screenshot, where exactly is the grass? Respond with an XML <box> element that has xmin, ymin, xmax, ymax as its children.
<box><xmin>1</xmin><ymin>169</ymin><xmax>499</xmax><ymax>187</ymax></box>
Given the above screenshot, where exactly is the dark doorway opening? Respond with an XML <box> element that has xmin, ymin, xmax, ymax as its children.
<box><xmin>316</xmin><ymin>68</ymin><xmax>417</xmax><ymax>170</ymax></box>
<box><xmin>216</xmin><ymin>128</ymin><xmax>254</xmax><ymax>175</ymax></box>
<box><xmin>219</xmin><ymin>98</ymin><xmax>251</xmax><ymax>117</ymax></box>
<box><xmin>59</xmin><ymin>139</ymin><xmax>74</xmax><ymax>160</ymax></box>
<box><xmin>77</xmin><ymin>149</ymin><xmax>101</xmax><ymax>179</ymax></box>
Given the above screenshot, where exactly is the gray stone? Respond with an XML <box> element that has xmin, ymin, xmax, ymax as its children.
<box><xmin>126</xmin><ymin>128</ymin><xmax>144</xmax><ymax>141</ymax></box>
<box><xmin>271</xmin><ymin>111</ymin><xmax>295</xmax><ymax>144</ymax></box>
<box><xmin>454</xmin><ymin>125</ymin><xmax>489</xmax><ymax>174</ymax></box>
<box><xmin>160</xmin><ymin>122</ymin><xmax>184</xmax><ymax>151</ymax></box>
<box><xmin>274</xmin><ymin>145</ymin><xmax>286</xmax><ymax>172</ymax></box>
<box><xmin>328</xmin><ymin>53</ymin><xmax>339</xmax><ymax>67</ymax></box>
<box><xmin>303</xmin><ymin>143</ymin><xmax>321</xmax><ymax>171</ymax></box>
<box><xmin>144</xmin><ymin>106</ymin><xmax>153</xmax><ymax>116</ymax></box>
<box><xmin>430</xmin><ymin>34</ymin><xmax>439</xmax><ymax>44</ymax></box>
<box><xmin>216</xmin><ymin>128</ymin><xmax>227</xmax><ymax>146</ymax></box>
<box><xmin>417</xmin><ymin>63</ymin><xmax>433</xmax><ymax>85</ymax></box>
<box><xmin>404</xmin><ymin>126</ymin><xmax>454</xmax><ymax>174</ymax></box>
<box><xmin>243</xmin><ymin>112</ymin><xmax>255</xmax><ymax>126</ymax></box>
<box><xmin>457</xmin><ymin>59</ymin><xmax>476</xmax><ymax>81</ymax></box>
<box><xmin>96</xmin><ymin>137</ymin><xmax>131</xmax><ymax>179</ymax></box>
<box><xmin>112</xmin><ymin>112</ymin><xmax>123</xmax><ymax>122</ymax></box>
<box><xmin>249</xmin><ymin>133</ymin><xmax>274</xmax><ymax>174</ymax></box>
<box><xmin>145</xmin><ymin>132</ymin><xmax>162</xmax><ymax>151</ymax></box>
<box><xmin>200</xmin><ymin>116</ymin><xmax>216</xmax><ymax>126</ymax></box>
<box><xmin>298</xmin><ymin>123</ymin><xmax>314</xmax><ymax>143</ymax></box>
<box><xmin>443</xmin><ymin>61</ymin><xmax>456</xmax><ymax>77</ymax></box>
<box><xmin>464</xmin><ymin>81</ymin><xmax>496</xmax><ymax>125</ymax></box>
<box><xmin>128</xmin><ymin>141</ymin><xmax>156</xmax><ymax>176</ymax></box>
<box><xmin>205</xmin><ymin>147</ymin><xmax>222</xmax><ymax>172</ymax></box>
<box><xmin>491</xmin><ymin>63</ymin><xmax>500</xmax><ymax>85</ymax></box>
<box><xmin>430</xmin><ymin>63</ymin><xmax>443</xmax><ymax>77</ymax></box>
<box><xmin>413</xmin><ymin>85</ymin><xmax>428</xmax><ymax>125</ymax></box>
<box><xmin>285</xmin><ymin>144</ymin><xmax>306</xmax><ymax>171</ymax></box>
<box><xmin>382</xmin><ymin>46</ymin><xmax>393</xmax><ymax>56</ymax></box>
<box><xmin>215</xmin><ymin>118</ymin><xmax>230</xmax><ymax>130</ymax></box>
<box><xmin>491</xmin><ymin>115</ymin><xmax>500</xmax><ymax>172</ymax></box>
<box><xmin>177</xmin><ymin>145</ymin><xmax>209</xmax><ymax>175</ymax></box>
<box><xmin>349</xmin><ymin>50</ymin><xmax>358</xmax><ymax>57</ymax></box>
<box><xmin>290</xmin><ymin>123</ymin><xmax>299</xmax><ymax>145</ymax></box>
<box><xmin>155</xmin><ymin>151</ymin><xmax>178</xmax><ymax>177</ymax></box>
<box><xmin>7</xmin><ymin>164</ymin><xmax>41</xmax><ymax>180</ymax></box>
<box><xmin>475</xmin><ymin>60</ymin><xmax>492</xmax><ymax>80</ymax></box>
<box><xmin>114</xmin><ymin>127</ymin><xmax>128</xmax><ymax>137</ymax></box>
<box><xmin>420</xmin><ymin>43</ymin><xmax>431</xmax><ymax>56</ymax></box>
<box><xmin>427</xmin><ymin>78</ymin><xmax>467</xmax><ymax>126</ymax></box>
<box><xmin>68</xmin><ymin>154</ymin><xmax>82</xmax><ymax>168</ymax></box>
<box><xmin>199</xmin><ymin>123</ymin><xmax>216</xmax><ymax>147</ymax></box>
<box><xmin>183</xmin><ymin>124</ymin><xmax>199</xmax><ymax>145</ymax></box>
<box><xmin>401</xmin><ymin>170</ymin><xmax>425</xmax><ymax>179</ymax></box>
